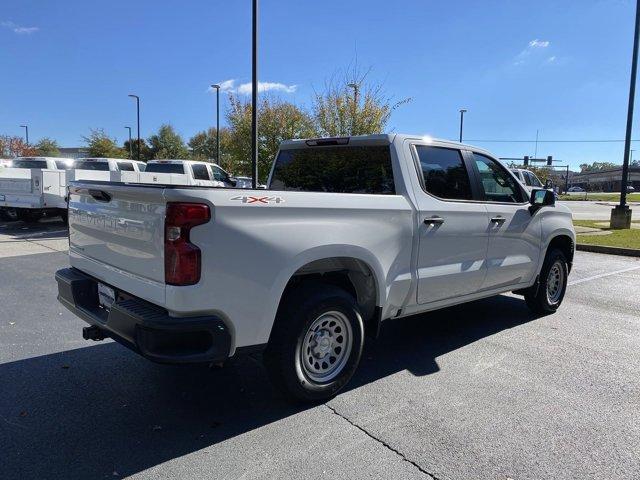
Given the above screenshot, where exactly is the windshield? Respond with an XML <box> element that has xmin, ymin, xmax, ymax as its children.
<box><xmin>10</xmin><ymin>159</ymin><xmax>48</xmax><ymax>169</ymax></box>
<box><xmin>74</xmin><ymin>160</ymin><xmax>110</xmax><ymax>171</ymax></box>
<box><xmin>145</xmin><ymin>163</ymin><xmax>185</xmax><ymax>174</ymax></box>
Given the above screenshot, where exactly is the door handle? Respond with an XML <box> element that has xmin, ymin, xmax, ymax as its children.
<box><xmin>424</xmin><ymin>216</ymin><xmax>445</xmax><ymax>226</ymax></box>
<box><xmin>491</xmin><ymin>216</ymin><xmax>506</xmax><ymax>224</ymax></box>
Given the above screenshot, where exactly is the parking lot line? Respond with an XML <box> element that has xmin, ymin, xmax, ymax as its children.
<box><xmin>568</xmin><ymin>264</ymin><xmax>640</xmax><ymax>286</ymax></box>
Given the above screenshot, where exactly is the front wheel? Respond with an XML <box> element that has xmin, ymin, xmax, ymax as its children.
<box><xmin>525</xmin><ymin>248</ymin><xmax>568</xmax><ymax>314</ymax></box>
<box><xmin>264</xmin><ymin>284</ymin><xmax>364</xmax><ymax>403</ymax></box>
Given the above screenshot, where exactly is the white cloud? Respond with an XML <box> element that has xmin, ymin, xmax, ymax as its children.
<box><xmin>513</xmin><ymin>39</ymin><xmax>553</xmax><ymax>66</ymax></box>
<box><xmin>529</xmin><ymin>39</ymin><xmax>550</xmax><ymax>48</ymax></box>
<box><xmin>210</xmin><ymin>79</ymin><xmax>297</xmax><ymax>95</ymax></box>
<box><xmin>237</xmin><ymin>81</ymin><xmax>297</xmax><ymax>95</ymax></box>
<box><xmin>1</xmin><ymin>21</ymin><xmax>39</xmax><ymax>35</ymax></box>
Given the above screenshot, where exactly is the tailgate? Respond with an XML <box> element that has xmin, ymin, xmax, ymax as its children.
<box><xmin>68</xmin><ymin>182</ymin><xmax>166</xmax><ymax>288</ymax></box>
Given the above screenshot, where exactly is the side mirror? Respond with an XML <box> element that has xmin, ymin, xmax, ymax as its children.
<box><xmin>530</xmin><ymin>188</ymin><xmax>555</xmax><ymax>212</ymax></box>
<box><xmin>228</xmin><ymin>176</ymin><xmax>237</xmax><ymax>187</ymax></box>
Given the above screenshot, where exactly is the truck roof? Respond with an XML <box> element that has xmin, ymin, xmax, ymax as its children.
<box><xmin>279</xmin><ymin>134</ymin><xmax>494</xmax><ymax>156</ymax></box>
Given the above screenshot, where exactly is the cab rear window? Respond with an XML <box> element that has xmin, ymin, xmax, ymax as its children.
<box><xmin>270</xmin><ymin>145</ymin><xmax>395</xmax><ymax>194</ymax></box>
<box><xmin>74</xmin><ymin>161</ymin><xmax>110</xmax><ymax>171</ymax></box>
<box><xmin>11</xmin><ymin>159</ymin><xmax>48</xmax><ymax>169</ymax></box>
<box><xmin>145</xmin><ymin>163</ymin><xmax>185</xmax><ymax>174</ymax></box>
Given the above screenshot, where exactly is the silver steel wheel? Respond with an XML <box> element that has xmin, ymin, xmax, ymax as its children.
<box><xmin>546</xmin><ymin>260</ymin><xmax>565</xmax><ymax>304</ymax></box>
<box><xmin>300</xmin><ymin>310</ymin><xmax>353</xmax><ymax>383</ymax></box>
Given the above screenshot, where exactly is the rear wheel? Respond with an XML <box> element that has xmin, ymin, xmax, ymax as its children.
<box><xmin>525</xmin><ymin>248</ymin><xmax>568</xmax><ymax>314</ymax></box>
<box><xmin>264</xmin><ymin>284</ymin><xmax>364</xmax><ymax>402</ymax></box>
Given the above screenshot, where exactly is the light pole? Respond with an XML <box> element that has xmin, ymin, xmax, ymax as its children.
<box><xmin>211</xmin><ymin>84</ymin><xmax>221</xmax><ymax>164</ymax></box>
<box><xmin>347</xmin><ymin>83</ymin><xmax>359</xmax><ymax>135</ymax></box>
<box><xmin>125</xmin><ymin>126</ymin><xmax>133</xmax><ymax>158</ymax></box>
<box><xmin>20</xmin><ymin>125</ymin><xmax>29</xmax><ymax>146</ymax></box>
<box><xmin>128</xmin><ymin>94</ymin><xmax>140</xmax><ymax>161</ymax></box>
<box><xmin>611</xmin><ymin>0</ymin><xmax>639</xmax><ymax>229</ymax></box>
<box><xmin>458</xmin><ymin>109</ymin><xmax>467</xmax><ymax>143</ymax></box>
<box><xmin>251</xmin><ymin>0</ymin><xmax>259</xmax><ymax>189</ymax></box>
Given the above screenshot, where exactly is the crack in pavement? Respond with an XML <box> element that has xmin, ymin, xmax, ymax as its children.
<box><xmin>325</xmin><ymin>404</ymin><xmax>439</xmax><ymax>480</ymax></box>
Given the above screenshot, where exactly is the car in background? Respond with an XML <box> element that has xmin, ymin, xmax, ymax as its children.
<box><xmin>627</xmin><ymin>185</ymin><xmax>635</xmax><ymax>193</ymax></box>
<box><xmin>69</xmin><ymin>158</ymin><xmax>146</xmax><ymax>182</ymax></box>
<box><xmin>567</xmin><ymin>186</ymin><xmax>585</xmax><ymax>193</ymax></box>
<box><xmin>511</xmin><ymin>168</ymin><xmax>545</xmax><ymax>192</ymax></box>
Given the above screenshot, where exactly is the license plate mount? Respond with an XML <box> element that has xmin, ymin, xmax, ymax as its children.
<box><xmin>97</xmin><ymin>283</ymin><xmax>116</xmax><ymax>310</ymax></box>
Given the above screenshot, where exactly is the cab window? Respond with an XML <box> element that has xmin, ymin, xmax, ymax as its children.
<box><xmin>191</xmin><ymin>164</ymin><xmax>211</xmax><ymax>180</ymax></box>
<box><xmin>415</xmin><ymin>145</ymin><xmax>472</xmax><ymax>200</ymax></box>
<box><xmin>117</xmin><ymin>161</ymin><xmax>135</xmax><ymax>171</ymax></box>
<box><xmin>473</xmin><ymin>154</ymin><xmax>525</xmax><ymax>203</ymax></box>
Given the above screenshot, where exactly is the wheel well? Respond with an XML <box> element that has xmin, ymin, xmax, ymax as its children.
<box><xmin>548</xmin><ymin>235</ymin><xmax>574</xmax><ymax>272</ymax></box>
<box><xmin>278</xmin><ymin>257</ymin><xmax>380</xmax><ymax>335</ymax></box>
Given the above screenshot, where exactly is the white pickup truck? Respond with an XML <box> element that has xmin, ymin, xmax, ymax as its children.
<box><xmin>56</xmin><ymin>134</ymin><xmax>575</xmax><ymax>401</ymax></box>
<box><xmin>138</xmin><ymin>159</ymin><xmax>236</xmax><ymax>187</ymax></box>
<box><xmin>0</xmin><ymin>156</ymin><xmax>74</xmax><ymax>222</ymax></box>
<box><xmin>69</xmin><ymin>157</ymin><xmax>147</xmax><ymax>183</ymax></box>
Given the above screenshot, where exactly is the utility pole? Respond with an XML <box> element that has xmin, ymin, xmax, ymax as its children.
<box><xmin>458</xmin><ymin>109</ymin><xmax>467</xmax><ymax>143</ymax></box>
<box><xmin>211</xmin><ymin>84</ymin><xmax>221</xmax><ymax>164</ymax></box>
<box><xmin>251</xmin><ymin>0</ymin><xmax>259</xmax><ymax>189</ymax></box>
<box><xmin>125</xmin><ymin>126</ymin><xmax>132</xmax><ymax>158</ymax></box>
<box><xmin>611</xmin><ymin>0</ymin><xmax>639</xmax><ymax>228</ymax></box>
<box><xmin>20</xmin><ymin>125</ymin><xmax>29</xmax><ymax>146</ymax></box>
<box><xmin>348</xmin><ymin>83</ymin><xmax>359</xmax><ymax>135</ymax></box>
<box><xmin>128</xmin><ymin>94</ymin><xmax>141</xmax><ymax>161</ymax></box>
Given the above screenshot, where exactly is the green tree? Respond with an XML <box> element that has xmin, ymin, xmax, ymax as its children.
<box><xmin>82</xmin><ymin>129</ymin><xmax>127</xmax><ymax>158</ymax></box>
<box><xmin>34</xmin><ymin>137</ymin><xmax>60</xmax><ymax>157</ymax></box>
<box><xmin>123</xmin><ymin>138</ymin><xmax>152</xmax><ymax>161</ymax></box>
<box><xmin>579</xmin><ymin>161</ymin><xmax>619</xmax><ymax>172</ymax></box>
<box><xmin>188</xmin><ymin>128</ymin><xmax>219</xmax><ymax>161</ymax></box>
<box><xmin>148</xmin><ymin>124</ymin><xmax>189</xmax><ymax>159</ymax></box>
<box><xmin>312</xmin><ymin>68</ymin><xmax>410</xmax><ymax>137</ymax></box>
<box><xmin>225</xmin><ymin>94</ymin><xmax>316</xmax><ymax>180</ymax></box>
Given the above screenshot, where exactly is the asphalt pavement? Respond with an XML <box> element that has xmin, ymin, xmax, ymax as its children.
<box><xmin>559</xmin><ymin>200</ymin><xmax>639</xmax><ymax>220</ymax></box>
<box><xmin>0</xmin><ymin>220</ymin><xmax>639</xmax><ymax>480</ymax></box>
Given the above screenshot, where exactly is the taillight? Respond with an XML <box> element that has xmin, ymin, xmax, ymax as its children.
<box><xmin>164</xmin><ymin>202</ymin><xmax>210</xmax><ymax>285</ymax></box>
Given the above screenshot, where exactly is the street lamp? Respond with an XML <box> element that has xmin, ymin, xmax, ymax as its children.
<box><xmin>251</xmin><ymin>0</ymin><xmax>259</xmax><ymax>189</ymax></box>
<box><xmin>611</xmin><ymin>0</ymin><xmax>640</xmax><ymax>229</ymax></box>
<box><xmin>347</xmin><ymin>83</ymin><xmax>359</xmax><ymax>135</ymax></box>
<box><xmin>458</xmin><ymin>109</ymin><xmax>467</xmax><ymax>143</ymax></box>
<box><xmin>124</xmin><ymin>126</ymin><xmax>133</xmax><ymax>158</ymax></box>
<box><xmin>128</xmin><ymin>94</ymin><xmax>140</xmax><ymax>161</ymax></box>
<box><xmin>20</xmin><ymin>125</ymin><xmax>29</xmax><ymax>146</ymax></box>
<box><xmin>211</xmin><ymin>84</ymin><xmax>221</xmax><ymax>164</ymax></box>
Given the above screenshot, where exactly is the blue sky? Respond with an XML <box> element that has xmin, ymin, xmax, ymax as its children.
<box><xmin>0</xmin><ymin>0</ymin><xmax>637</xmax><ymax>168</ymax></box>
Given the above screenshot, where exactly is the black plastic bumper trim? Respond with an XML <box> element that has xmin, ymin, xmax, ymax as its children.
<box><xmin>55</xmin><ymin>267</ymin><xmax>231</xmax><ymax>364</ymax></box>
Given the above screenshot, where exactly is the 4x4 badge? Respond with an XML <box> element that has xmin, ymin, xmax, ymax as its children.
<box><xmin>230</xmin><ymin>195</ymin><xmax>285</xmax><ymax>204</ymax></box>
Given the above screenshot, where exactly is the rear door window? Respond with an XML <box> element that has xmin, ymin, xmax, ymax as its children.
<box><xmin>270</xmin><ymin>145</ymin><xmax>395</xmax><ymax>194</ymax></box>
<box><xmin>191</xmin><ymin>164</ymin><xmax>211</xmax><ymax>180</ymax></box>
<box><xmin>414</xmin><ymin>146</ymin><xmax>472</xmax><ymax>200</ymax></box>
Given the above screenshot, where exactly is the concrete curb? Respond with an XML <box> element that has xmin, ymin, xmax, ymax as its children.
<box><xmin>576</xmin><ymin>243</ymin><xmax>640</xmax><ymax>257</ymax></box>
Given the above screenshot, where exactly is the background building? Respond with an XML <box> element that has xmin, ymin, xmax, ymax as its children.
<box><xmin>570</xmin><ymin>166</ymin><xmax>640</xmax><ymax>191</ymax></box>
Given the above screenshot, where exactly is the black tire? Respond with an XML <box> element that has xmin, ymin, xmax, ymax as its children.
<box><xmin>525</xmin><ymin>248</ymin><xmax>568</xmax><ymax>314</ymax></box>
<box><xmin>264</xmin><ymin>283</ymin><xmax>365</xmax><ymax>403</ymax></box>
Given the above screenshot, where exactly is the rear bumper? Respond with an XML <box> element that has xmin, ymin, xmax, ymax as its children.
<box><xmin>55</xmin><ymin>267</ymin><xmax>231</xmax><ymax>364</ymax></box>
